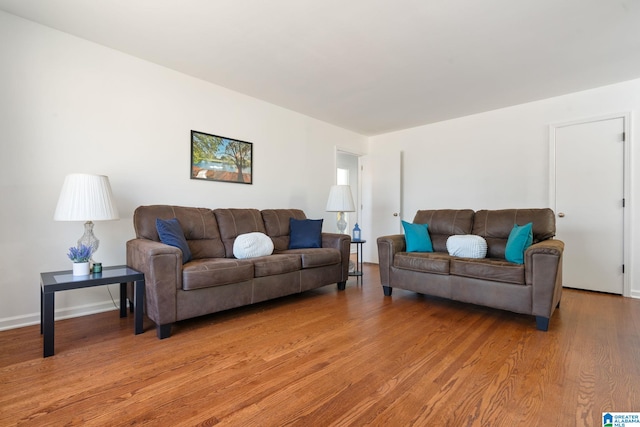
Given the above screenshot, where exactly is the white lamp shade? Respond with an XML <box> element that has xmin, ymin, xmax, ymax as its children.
<box><xmin>326</xmin><ymin>185</ymin><xmax>355</xmax><ymax>212</ymax></box>
<box><xmin>54</xmin><ymin>173</ymin><xmax>119</xmax><ymax>221</ymax></box>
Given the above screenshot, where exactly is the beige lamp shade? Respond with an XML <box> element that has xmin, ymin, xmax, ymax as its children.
<box><xmin>54</xmin><ymin>173</ymin><xmax>119</xmax><ymax>221</ymax></box>
<box><xmin>325</xmin><ymin>185</ymin><xmax>355</xmax><ymax>212</ymax></box>
<box><xmin>326</xmin><ymin>185</ymin><xmax>355</xmax><ymax>235</ymax></box>
<box><xmin>54</xmin><ymin>173</ymin><xmax>119</xmax><ymax>258</ymax></box>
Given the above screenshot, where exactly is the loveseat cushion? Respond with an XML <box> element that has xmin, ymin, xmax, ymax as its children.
<box><xmin>394</xmin><ymin>252</ymin><xmax>451</xmax><ymax>275</ymax></box>
<box><xmin>472</xmin><ymin>209</ymin><xmax>555</xmax><ymax>259</ymax></box>
<box><xmin>413</xmin><ymin>210</ymin><xmax>475</xmax><ymax>252</ymax></box>
<box><xmin>214</xmin><ymin>208</ymin><xmax>267</xmax><ymax>258</ymax></box>
<box><xmin>134</xmin><ymin>205</ymin><xmax>226</xmax><ymax>259</ymax></box>
<box><xmin>278</xmin><ymin>248</ymin><xmax>341</xmax><ymax>268</ymax></box>
<box><xmin>450</xmin><ymin>258</ymin><xmax>525</xmax><ymax>285</ymax></box>
<box><xmin>262</xmin><ymin>209</ymin><xmax>307</xmax><ymax>251</ymax></box>
<box><xmin>252</xmin><ymin>254</ymin><xmax>302</xmax><ymax>277</ymax></box>
<box><xmin>182</xmin><ymin>258</ymin><xmax>254</xmax><ymax>290</ymax></box>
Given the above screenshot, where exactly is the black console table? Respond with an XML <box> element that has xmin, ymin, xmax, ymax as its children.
<box><xmin>40</xmin><ymin>265</ymin><xmax>144</xmax><ymax>357</ymax></box>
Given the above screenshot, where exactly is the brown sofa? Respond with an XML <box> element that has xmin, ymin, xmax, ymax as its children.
<box><xmin>126</xmin><ymin>206</ymin><xmax>350</xmax><ymax>338</ymax></box>
<box><xmin>377</xmin><ymin>209</ymin><xmax>564</xmax><ymax>330</ymax></box>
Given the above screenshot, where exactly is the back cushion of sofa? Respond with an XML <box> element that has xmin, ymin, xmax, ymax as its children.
<box><xmin>412</xmin><ymin>210</ymin><xmax>475</xmax><ymax>252</ymax></box>
<box><xmin>261</xmin><ymin>209</ymin><xmax>307</xmax><ymax>251</ymax></box>
<box><xmin>133</xmin><ymin>205</ymin><xmax>226</xmax><ymax>259</ymax></box>
<box><xmin>472</xmin><ymin>209</ymin><xmax>556</xmax><ymax>258</ymax></box>
<box><xmin>214</xmin><ymin>208</ymin><xmax>267</xmax><ymax>257</ymax></box>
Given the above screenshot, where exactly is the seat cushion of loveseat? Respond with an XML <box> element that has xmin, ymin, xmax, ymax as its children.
<box><xmin>277</xmin><ymin>248</ymin><xmax>341</xmax><ymax>269</ymax></box>
<box><xmin>252</xmin><ymin>254</ymin><xmax>302</xmax><ymax>277</ymax></box>
<box><xmin>450</xmin><ymin>257</ymin><xmax>525</xmax><ymax>285</ymax></box>
<box><xmin>393</xmin><ymin>252</ymin><xmax>451</xmax><ymax>275</ymax></box>
<box><xmin>182</xmin><ymin>258</ymin><xmax>254</xmax><ymax>290</ymax></box>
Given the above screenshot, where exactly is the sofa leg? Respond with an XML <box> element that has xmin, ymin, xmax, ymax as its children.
<box><xmin>157</xmin><ymin>323</ymin><xmax>172</xmax><ymax>339</ymax></box>
<box><xmin>337</xmin><ymin>281</ymin><xmax>346</xmax><ymax>291</ymax></box>
<box><xmin>383</xmin><ymin>286</ymin><xmax>392</xmax><ymax>296</ymax></box>
<box><xmin>557</xmin><ymin>300</ymin><xmax>561</xmax><ymax>309</ymax></box>
<box><xmin>535</xmin><ymin>316</ymin><xmax>550</xmax><ymax>331</ymax></box>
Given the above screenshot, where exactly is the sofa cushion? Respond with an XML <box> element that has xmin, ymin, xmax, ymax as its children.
<box><xmin>233</xmin><ymin>232</ymin><xmax>274</xmax><ymax>259</ymax></box>
<box><xmin>214</xmin><ymin>208</ymin><xmax>267</xmax><ymax>257</ymax></box>
<box><xmin>394</xmin><ymin>252</ymin><xmax>450</xmax><ymax>275</ymax></box>
<box><xmin>450</xmin><ymin>258</ymin><xmax>525</xmax><ymax>285</ymax></box>
<box><xmin>279</xmin><ymin>248</ymin><xmax>341</xmax><ymax>268</ymax></box>
<box><xmin>182</xmin><ymin>258</ymin><xmax>254</xmax><ymax>290</ymax></box>
<box><xmin>505</xmin><ymin>223</ymin><xmax>533</xmax><ymax>264</ymax></box>
<box><xmin>289</xmin><ymin>218</ymin><xmax>323</xmax><ymax>249</ymax></box>
<box><xmin>472</xmin><ymin>209</ymin><xmax>555</xmax><ymax>259</ymax></box>
<box><xmin>401</xmin><ymin>221</ymin><xmax>433</xmax><ymax>252</ymax></box>
<box><xmin>446</xmin><ymin>235</ymin><xmax>487</xmax><ymax>258</ymax></box>
<box><xmin>156</xmin><ymin>218</ymin><xmax>192</xmax><ymax>264</ymax></box>
<box><xmin>413</xmin><ymin>210</ymin><xmax>475</xmax><ymax>252</ymax></box>
<box><xmin>261</xmin><ymin>209</ymin><xmax>307</xmax><ymax>251</ymax></box>
<box><xmin>252</xmin><ymin>254</ymin><xmax>302</xmax><ymax>277</ymax></box>
<box><xmin>134</xmin><ymin>205</ymin><xmax>225</xmax><ymax>260</ymax></box>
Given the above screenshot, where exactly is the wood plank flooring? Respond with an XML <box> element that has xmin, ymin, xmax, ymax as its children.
<box><xmin>1</xmin><ymin>263</ymin><xmax>639</xmax><ymax>426</ymax></box>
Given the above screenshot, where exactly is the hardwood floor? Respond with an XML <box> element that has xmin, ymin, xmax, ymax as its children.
<box><xmin>1</xmin><ymin>263</ymin><xmax>639</xmax><ymax>426</ymax></box>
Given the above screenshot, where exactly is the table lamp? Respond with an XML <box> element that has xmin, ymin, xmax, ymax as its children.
<box><xmin>54</xmin><ymin>173</ymin><xmax>119</xmax><ymax>259</ymax></box>
<box><xmin>326</xmin><ymin>185</ymin><xmax>355</xmax><ymax>234</ymax></box>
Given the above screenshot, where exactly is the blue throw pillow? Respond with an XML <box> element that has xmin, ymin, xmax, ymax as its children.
<box><xmin>505</xmin><ymin>222</ymin><xmax>533</xmax><ymax>264</ymax></box>
<box><xmin>156</xmin><ymin>218</ymin><xmax>192</xmax><ymax>264</ymax></box>
<box><xmin>401</xmin><ymin>220</ymin><xmax>433</xmax><ymax>252</ymax></box>
<box><xmin>289</xmin><ymin>218</ymin><xmax>323</xmax><ymax>249</ymax></box>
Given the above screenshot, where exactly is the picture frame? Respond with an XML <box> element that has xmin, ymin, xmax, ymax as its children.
<box><xmin>190</xmin><ymin>130</ymin><xmax>253</xmax><ymax>184</ymax></box>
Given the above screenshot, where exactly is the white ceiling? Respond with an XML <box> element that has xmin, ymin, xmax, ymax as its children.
<box><xmin>2</xmin><ymin>0</ymin><xmax>640</xmax><ymax>136</ymax></box>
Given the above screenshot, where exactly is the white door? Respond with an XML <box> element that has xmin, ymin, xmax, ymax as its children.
<box><xmin>552</xmin><ymin>117</ymin><xmax>625</xmax><ymax>294</ymax></box>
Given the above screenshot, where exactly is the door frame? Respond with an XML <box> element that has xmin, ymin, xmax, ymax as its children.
<box><xmin>334</xmin><ymin>145</ymin><xmax>364</xmax><ymax>228</ymax></box>
<box><xmin>548</xmin><ymin>112</ymin><xmax>631</xmax><ymax>297</ymax></box>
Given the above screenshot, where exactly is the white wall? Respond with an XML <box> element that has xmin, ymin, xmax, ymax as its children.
<box><xmin>367</xmin><ymin>78</ymin><xmax>640</xmax><ymax>298</ymax></box>
<box><xmin>0</xmin><ymin>11</ymin><xmax>367</xmax><ymax>330</ymax></box>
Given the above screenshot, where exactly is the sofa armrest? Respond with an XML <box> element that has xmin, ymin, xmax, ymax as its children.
<box><xmin>525</xmin><ymin>239</ymin><xmax>564</xmax><ymax>319</ymax></box>
<box><xmin>126</xmin><ymin>238</ymin><xmax>182</xmax><ymax>326</ymax></box>
<box><xmin>322</xmin><ymin>233</ymin><xmax>351</xmax><ymax>282</ymax></box>
<box><xmin>377</xmin><ymin>234</ymin><xmax>406</xmax><ymax>286</ymax></box>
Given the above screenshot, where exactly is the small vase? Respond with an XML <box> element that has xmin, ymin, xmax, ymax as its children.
<box><xmin>72</xmin><ymin>262</ymin><xmax>90</xmax><ymax>276</ymax></box>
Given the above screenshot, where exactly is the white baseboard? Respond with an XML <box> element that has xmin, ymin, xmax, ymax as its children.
<box><xmin>630</xmin><ymin>290</ymin><xmax>640</xmax><ymax>299</ymax></box>
<box><xmin>0</xmin><ymin>300</ymin><xmax>120</xmax><ymax>332</ymax></box>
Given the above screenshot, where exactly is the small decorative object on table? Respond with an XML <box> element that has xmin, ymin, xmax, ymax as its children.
<box><xmin>352</xmin><ymin>223</ymin><xmax>361</xmax><ymax>241</ymax></box>
<box><xmin>67</xmin><ymin>244</ymin><xmax>93</xmax><ymax>276</ymax></box>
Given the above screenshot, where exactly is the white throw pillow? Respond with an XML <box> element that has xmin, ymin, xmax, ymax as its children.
<box><xmin>446</xmin><ymin>235</ymin><xmax>488</xmax><ymax>258</ymax></box>
<box><xmin>233</xmin><ymin>232</ymin><xmax>274</xmax><ymax>259</ymax></box>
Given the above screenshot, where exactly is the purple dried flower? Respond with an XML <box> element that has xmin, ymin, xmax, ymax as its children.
<box><xmin>67</xmin><ymin>244</ymin><xmax>93</xmax><ymax>262</ymax></box>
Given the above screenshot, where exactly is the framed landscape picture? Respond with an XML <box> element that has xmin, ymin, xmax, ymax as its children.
<box><xmin>191</xmin><ymin>130</ymin><xmax>253</xmax><ymax>184</ymax></box>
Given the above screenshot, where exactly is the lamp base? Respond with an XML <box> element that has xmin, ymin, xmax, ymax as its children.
<box><xmin>78</xmin><ymin>221</ymin><xmax>99</xmax><ymax>260</ymax></box>
<box><xmin>336</xmin><ymin>211</ymin><xmax>347</xmax><ymax>234</ymax></box>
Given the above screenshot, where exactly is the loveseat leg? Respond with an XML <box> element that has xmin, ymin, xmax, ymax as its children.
<box><xmin>535</xmin><ymin>316</ymin><xmax>550</xmax><ymax>331</ymax></box>
<box><xmin>337</xmin><ymin>281</ymin><xmax>346</xmax><ymax>291</ymax></box>
<box><xmin>383</xmin><ymin>286</ymin><xmax>392</xmax><ymax>296</ymax></box>
<box><xmin>157</xmin><ymin>323</ymin><xmax>172</xmax><ymax>339</ymax></box>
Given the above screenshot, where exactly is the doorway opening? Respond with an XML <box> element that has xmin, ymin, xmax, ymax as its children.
<box><xmin>335</xmin><ymin>150</ymin><xmax>361</xmax><ymax>237</ymax></box>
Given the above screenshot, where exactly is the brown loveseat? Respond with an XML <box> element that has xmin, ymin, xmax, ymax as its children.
<box><xmin>377</xmin><ymin>209</ymin><xmax>564</xmax><ymax>330</ymax></box>
<box><xmin>126</xmin><ymin>206</ymin><xmax>350</xmax><ymax>338</ymax></box>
